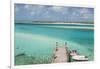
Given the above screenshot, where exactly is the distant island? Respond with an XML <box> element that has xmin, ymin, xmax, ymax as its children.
<box><xmin>15</xmin><ymin>20</ymin><xmax>94</xmax><ymax>24</ymax></box>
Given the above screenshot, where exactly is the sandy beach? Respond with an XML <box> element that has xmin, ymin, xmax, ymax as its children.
<box><xmin>15</xmin><ymin>22</ymin><xmax>94</xmax><ymax>25</ymax></box>
<box><xmin>43</xmin><ymin>26</ymin><xmax>94</xmax><ymax>30</ymax></box>
<box><xmin>36</xmin><ymin>22</ymin><xmax>94</xmax><ymax>25</ymax></box>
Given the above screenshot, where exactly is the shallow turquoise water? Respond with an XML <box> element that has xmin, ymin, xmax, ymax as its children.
<box><xmin>15</xmin><ymin>23</ymin><xmax>94</xmax><ymax>65</ymax></box>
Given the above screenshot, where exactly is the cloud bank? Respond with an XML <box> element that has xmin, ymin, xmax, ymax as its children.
<box><xmin>15</xmin><ymin>4</ymin><xmax>94</xmax><ymax>22</ymax></box>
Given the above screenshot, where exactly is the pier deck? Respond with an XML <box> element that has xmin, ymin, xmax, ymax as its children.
<box><xmin>52</xmin><ymin>47</ymin><xmax>69</xmax><ymax>63</ymax></box>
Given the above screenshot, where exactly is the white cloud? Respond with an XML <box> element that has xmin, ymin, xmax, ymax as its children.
<box><xmin>79</xmin><ymin>8</ymin><xmax>90</xmax><ymax>14</ymax></box>
<box><xmin>81</xmin><ymin>13</ymin><xmax>93</xmax><ymax>19</ymax></box>
<box><xmin>51</xmin><ymin>6</ymin><xmax>64</xmax><ymax>12</ymax></box>
<box><xmin>24</xmin><ymin>5</ymin><xmax>45</xmax><ymax>10</ymax></box>
<box><xmin>41</xmin><ymin>11</ymin><xmax>52</xmax><ymax>19</ymax></box>
<box><xmin>15</xmin><ymin>6</ymin><xmax>19</xmax><ymax>12</ymax></box>
<box><xmin>78</xmin><ymin>8</ymin><xmax>93</xmax><ymax>19</ymax></box>
<box><xmin>24</xmin><ymin>5</ymin><xmax>31</xmax><ymax>9</ymax></box>
<box><xmin>70</xmin><ymin>11</ymin><xmax>80</xmax><ymax>18</ymax></box>
<box><xmin>30</xmin><ymin>11</ymin><xmax>35</xmax><ymax>15</ymax></box>
<box><xmin>37</xmin><ymin>5</ymin><xmax>44</xmax><ymax>8</ymax></box>
<box><xmin>69</xmin><ymin>8</ymin><xmax>93</xmax><ymax>19</ymax></box>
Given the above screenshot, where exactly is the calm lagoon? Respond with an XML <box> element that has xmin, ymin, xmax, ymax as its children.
<box><xmin>15</xmin><ymin>23</ymin><xmax>94</xmax><ymax>65</ymax></box>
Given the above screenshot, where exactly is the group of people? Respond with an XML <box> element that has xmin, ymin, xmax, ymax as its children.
<box><xmin>70</xmin><ymin>50</ymin><xmax>77</xmax><ymax>56</ymax></box>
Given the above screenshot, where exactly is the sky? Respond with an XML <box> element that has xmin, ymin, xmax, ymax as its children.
<box><xmin>15</xmin><ymin>4</ymin><xmax>94</xmax><ymax>22</ymax></box>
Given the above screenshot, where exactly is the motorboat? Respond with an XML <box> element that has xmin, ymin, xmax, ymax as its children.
<box><xmin>70</xmin><ymin>50</ymin><xmax>89</xmax><ymax>61</ymax></box>
<box><xmin>72</xmin><ymin>55</ymin><xmax>88</xmax><ymax>61</ymax></box>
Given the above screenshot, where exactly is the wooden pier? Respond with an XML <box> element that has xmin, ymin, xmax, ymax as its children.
<box><xmin>52</xmin><ymin>42</ymin><xmax>69</xmax><ymax>63</ymax></box>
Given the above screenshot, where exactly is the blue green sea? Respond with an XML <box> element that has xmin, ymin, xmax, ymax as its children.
<box><xmin>14</xmin><ymin>23</ymin><xmax>94</xmax><ymax>65</ymax></box>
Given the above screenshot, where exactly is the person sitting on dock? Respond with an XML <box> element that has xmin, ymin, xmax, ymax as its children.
<box><xmin>70</xmin><ymin>50</ymin><xmax>77</xmax><ymax>56</ymax></box>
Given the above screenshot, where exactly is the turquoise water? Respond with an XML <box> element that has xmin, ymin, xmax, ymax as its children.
<box><xmin>15</xmin><ymin>23</ymin><xmax>94</xmax><ymax>65</ymax></box>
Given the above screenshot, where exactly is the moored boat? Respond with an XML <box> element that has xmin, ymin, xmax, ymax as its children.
<box><xmin>70</xmin><ymin>50</ymin><xmax>89</xmax><ymax>61</ymax></box>
<box><xmin>72</xmin><ymin>55</ymin><xmax>88</xmax><ymax>61</ymax></box>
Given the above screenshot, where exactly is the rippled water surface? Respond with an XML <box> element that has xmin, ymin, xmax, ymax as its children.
<box><xmin>15</xmin><ymin>23</ymin><xmax>94</xmax><ymax>65</ymax></box>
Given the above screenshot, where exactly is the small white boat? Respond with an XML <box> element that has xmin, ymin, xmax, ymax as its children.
<box><xmin>72</xmin><ymin>55</ymin><xmax>88</xmax><ymax>61</ymax></box>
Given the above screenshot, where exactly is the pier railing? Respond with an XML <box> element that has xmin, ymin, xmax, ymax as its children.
<box><xmin>52</xmin><ymin>42</ymin><xmax>69</xmax><ymax>63</ymax></box>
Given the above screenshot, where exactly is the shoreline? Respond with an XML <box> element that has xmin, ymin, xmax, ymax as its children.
<box><xmin>15</xmin><ymin>23</ymin><xmax>94</xmax><ymax>30</ymax></box>
<box><xmin>15</xmin><ymin>22</ymin><xmax>94</xmax><ymax>25</ymax></box>
<box><xmin>39</xmin><ymin>23</ymin><xmax>94</xmax><ymax>25</ymax></box>
<box><xmin>43</xmin><ymin>26</ymin><xmax>94</xmax><ymax>30</ymax></box>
